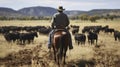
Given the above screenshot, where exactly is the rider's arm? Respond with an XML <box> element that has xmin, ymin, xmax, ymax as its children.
<box><xmin>51</xmin><ymin>15</ymin><xmax>56</xmax><ymax>29</ymax></box>
<box><xmin>65</xmin><ymin>14</ymin><xmax>70</xmax><ymax>27</ymax></box>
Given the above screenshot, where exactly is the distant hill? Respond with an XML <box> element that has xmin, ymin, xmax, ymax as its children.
<box><xmin>86</xmin><ymin>9</ymin><xmax>120</xmax><ymax>16</ymax></box>
<box><xmin>18</xmin><ymin>6</ymin><xmax>57</xmax><ymax>16</ymax></box>
<box><xmin>65</xmin><ymin>10</ymin><xmax>86</xmax><ymax>16</ymax></box>
<box><xmin>0</xmin><ymin>6</ymin><xmax>120</xmax><ymax>17</ymax></box>
<box><xmin>0</xmin><ymin>7</ymin><xmax>24</xmax><ymax>17</ymax></box>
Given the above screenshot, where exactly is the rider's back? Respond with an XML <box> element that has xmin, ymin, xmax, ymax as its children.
<box><xmin>52</xmin><ymin>12</ymin><xmax>69</xmax><ymax>29</ymax></box>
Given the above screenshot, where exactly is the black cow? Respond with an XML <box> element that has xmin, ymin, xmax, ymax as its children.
<box><xmin>72</xmin><ymin>28</ymin><xmax>79</xmax><ymax>35</ymax></box>
<box><xmin>74</xmin><ymin>33</ymin><xmax>86</xmax><ymax>45</ymax></box>
<box><xmin>38</xmin><ymin>27</ymin><xmax>51</xmax><ymax>35</ymax></box>
<box><xmin>82</xmin><ymin>26</ymin><xmax>92</xmax><ymax>33</ymax></box>
<box><xmin>0</xmin><ymin>27</ymin><xmax>10</xmax><ymax>34</ymax></box>
<box><xmin>19</xmin><ymin>32</ymin><xmax>38</xmax><ymax>44</ymax></box>
<box><xmin>105</xmin><ymin>28</ymin><xmax>114</xmax><ymax>34</ymax></box>
<box><xmin>92</xmin><ymin>26</ymin><xmax>102</xmax><ymax>34</ymax></box>
<box><xmin>70</xmin><ymin>25</ymin><xmax>80</xmax><ymax>34</ymax></box>
<box><xmin>82</xmin><ymin>26</ymin><xmax>102</xmax><ymax>34</ymax></box>
<box><xmin>70</xmin><ymin>25</ymin><xmax>80</xmax><ymax>29</ymax></box>
<box><xmin>4</xmin><ymin>32</ymin><xmax>20</xmax><ymax>43</ymax></box>
<box><xmin>88</xmin><ymin>31</ymin><xmax>98</xmax><ymax>45</ymax></box>
<box><xmin>101</xmin><ymin>25</ymin><xmax>109</xmax><ymax>31</ymax></box>
<box><xmin>114</xmin><ymin>31</ymin><xmax>120</xmax><ymax>41</ymax></box>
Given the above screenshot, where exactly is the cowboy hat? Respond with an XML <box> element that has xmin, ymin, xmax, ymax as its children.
<box><xmin>57</xmin><ymin>6</ymin><xmax>65</xmax><ymax>11</ymax></box>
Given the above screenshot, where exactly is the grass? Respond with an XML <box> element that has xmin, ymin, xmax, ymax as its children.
<box><xmin>0</xmin><ymin>19</ymin><xmax>120</xmax><ymax>67</ymax></box>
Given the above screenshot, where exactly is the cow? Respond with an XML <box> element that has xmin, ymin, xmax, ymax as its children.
<box><xmin>4</xmin><ymin>32</ymin><xmax>20</xmax><ymax>43</ymax></box>
<box><xmin>101</xmin><ymin>25</ymin><xmax>109</xmax><ymax>31</ymax></box>
<box><xmin>82</xmin><ymin>26</ymin><xmax>102</xmax><ymax>34</ymax></box>
<box><xmin>38</xmin><ymin>27</ymin><xmax>51</xmax><ymax>35</ymax></box>
<box><xmin>74</xmin><ymin>33</ymin><xmax>86</xmax><ymax>45</ymax></box>
<box><xmin>71</xmin><ymin>28</ymin><xmax>79</xmax><ymax>35</ymax></box>
<box><xmin>82</xmin><ymin>26</ymin><xmax>92</xmax><ymax>33</ymax></box>
<box><xmin>0</xmin><ymin>27</ymin><xmax>10</xmax><ymax>34</ymax></box>
<box><xmin>92</xmin><ymin>26</ymin><xmax>102</xmax><ymax>34</ymax></box>
<box><xmin>19</xmin><ymin>32</ymin><xmax>38</xmax><ymax>44</ymax></box>
<box><xmin>87</xmin><ymin>31</ymin><xmax>98</xmax><ymax>45</ymax></box>
<box><xmin>70</xmin><ymin>25</ymin><xmax>80</xmax><ymax>29</ymax></box>
<box><xmin>105</xmin><ymin>28</ymin><xmax>114</xmax><ymax>34</ymax></box>
<box><xmin>114</xmin><ymin>31</ymin><xmax>120</xmax><ymax>41</ymax></box>
<box><xmin>70</xmin><ymin>25</ymin><xmax>80</xmax><ymax>34</ymax></box>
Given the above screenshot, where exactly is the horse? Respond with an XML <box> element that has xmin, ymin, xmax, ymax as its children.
<box><xmin>52</xmin><ymin>29</ymin><xmax>69</xmax><ymax>65</ymax></box>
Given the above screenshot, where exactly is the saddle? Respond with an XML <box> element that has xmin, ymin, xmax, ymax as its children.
<box><xmin>51</xmin><ymin>29</ymin><xmax>69</xmax><ymax>44</ymax></box>
<box><xmin>54</xmin><ymin>29</ymin><xmax>67</xmax><ymax>37</ymax></box>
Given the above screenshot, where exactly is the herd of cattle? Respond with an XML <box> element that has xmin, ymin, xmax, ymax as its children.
<box><xmin>0</xmin><ymin>26</ymin><xmax>51</xmax><ymax>44</ymax></box>
<box><xmin>0</xmin><ymin>25</ymin><xmax>120</xmax><ymax>45</ymax></box>
<box><xmin>71</xmin><ymin>25</ymin><xmax>120</xmax><ymax>45</ymax></box>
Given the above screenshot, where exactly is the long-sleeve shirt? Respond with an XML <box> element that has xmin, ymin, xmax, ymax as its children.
<box><xmin>51</xmin><ymin>12</ymin><xmax>70</xmax><ymax>29</ymax></box>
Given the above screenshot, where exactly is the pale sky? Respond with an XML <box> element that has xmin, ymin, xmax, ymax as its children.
<box><xmin>0</xmin><ymin>0</ymin><xmax>120</xmax><ymax>11</ymax></box>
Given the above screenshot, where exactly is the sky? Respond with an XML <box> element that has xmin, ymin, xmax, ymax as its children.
<box><xmin>0</xmin><ymin>0</ymin><xmax>120</xmax><ymax>11</ymax></box>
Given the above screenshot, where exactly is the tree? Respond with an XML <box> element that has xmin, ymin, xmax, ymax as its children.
<box><xmin>80</xmin><ymin>14</ymin><xmax>89</xmax><ymax>21</ymax></box>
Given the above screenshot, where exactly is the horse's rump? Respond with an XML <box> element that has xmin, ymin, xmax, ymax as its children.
<box><xmin>53</xmin><ymin>30</ymin><xmax>69</xmax><ymax>50</ymax></box>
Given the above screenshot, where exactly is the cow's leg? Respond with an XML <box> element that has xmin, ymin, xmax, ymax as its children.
<box><xmin>13</xmin><ymin>39</ymin><xmax>16</xmax><ymax>43</ymax></box>
<box><xmin>78</xmin><ymin>41</ymin><xmax>79</xmax><ymax>45</ymax></box>
<box><xmin>96</xmin><ymin>39</ymin><xmax>97</xmax><ymax>45</ymax></box>
<box><xmin>84</xmin><ymin>41</ymin><xmax>85</xmax><ymax>45</ymax></box>
<box><xmin>27</xmin><ymin>40</ymin><xmax>30</xmax><ymax>44</ymax></box>
<box><xmin>118</xmin><ymin>37</ymin><xmax>120</xmax><ymax>41</ymax></box>
<box><xmin>20</xmin><ymin>39</ymin><xmax>22</xmax><ymax>44</ymax></box>
<box><xmin>88</xmin><ymin>39</ymin><xmax>89</xmax><ymax>43</ymax></box>
<box><xmin>114</xmin><ymin>36</ymin><xmax>117</xmax><ymax>41</ymax></box>
<box><xmin>81</xmin><ymin>41</ymin><xmax>82</xmax><ymax>45</ymax></box>
<box><xmin>23</xmin><ymin>40</ymin><xmax>25</xmax><ymax>44</ymax></box>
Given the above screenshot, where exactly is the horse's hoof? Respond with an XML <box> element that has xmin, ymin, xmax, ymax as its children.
<box><xmin>54</xmin><ymin>59</ymin><xmax>56</xmax><ymax>62</ymax></box>
<box><xmin>64</xmin><ymin>62</ymin><xmax>66</xmax><ymax>64</ymax></box>
<box><xmin>57</xmin><ymin>63</ymin><xmax>60</xmax><ymax>65</ymax></box>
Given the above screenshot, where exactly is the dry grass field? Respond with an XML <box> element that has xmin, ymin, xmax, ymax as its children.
<box><xmin>0</xmin><ymin>19</ymin><xmax>120</xmax><ymax>67</ymax></box>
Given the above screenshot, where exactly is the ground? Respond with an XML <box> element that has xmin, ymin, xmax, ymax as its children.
<box><xmin>0</xmin><ymin>19</ymin><xmax>120</xmax><ymax>67</ymax></box>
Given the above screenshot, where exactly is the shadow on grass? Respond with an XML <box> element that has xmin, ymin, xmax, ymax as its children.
<box><xmin>67</xmin><ymin>59</ymin><xmax>95</xmax><ymax>67</ymax></box>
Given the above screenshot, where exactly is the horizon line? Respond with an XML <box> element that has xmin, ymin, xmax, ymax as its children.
<box><xmin>0</xmin><ymin>6</ymin><xmax>120</xmax><ymax>11</ymax></box>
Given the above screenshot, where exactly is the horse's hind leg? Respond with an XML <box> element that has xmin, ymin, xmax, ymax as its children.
<box><xmin>57</xmin><ymin>53</ymin><xmax>60</xmax><ymax>65</ymax></box>
<box><xmin>53</xmin><ymin>48</ymin><xmax>56</xmax><ymax>62</ymax></box>
<box><xmin>63</xmin><ymin>51</ymin><xmax>66</xmax><ymax>64</ymax></box>
<box><xmin>91</xmin><ymin>40</ymin><xmax>92</xmax><ymax>45</ymax></box>
<box><xmin>54</xmin><ymin>53</ymin><xmax>56</xmax><ymax>62</ymax></box>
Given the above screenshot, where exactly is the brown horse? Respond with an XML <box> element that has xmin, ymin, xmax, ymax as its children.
<box><xmin>52</xmin><ymin>29</ymin><xmax>69</xmax><ymax>65</ymax></box>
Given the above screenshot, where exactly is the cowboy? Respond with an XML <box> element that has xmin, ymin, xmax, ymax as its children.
<box><xmin>48</xmin><ymin>6</ymin><xmax>73</xmax><ymax>50</ymax></box>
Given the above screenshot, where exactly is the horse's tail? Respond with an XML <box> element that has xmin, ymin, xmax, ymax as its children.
<box><xmin>59</xmin><ymin>33</ymin><xmax>68</xmax><ymax>61</ymax></box>
<box><xmin>58</xmin><ymin>36</ymin><xmax>64</xmax><ymax>61</ymax></box>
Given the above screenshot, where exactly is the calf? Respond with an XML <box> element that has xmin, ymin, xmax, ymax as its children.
<box><xmin>74</xmin><ymin>33</ymin><xmax>86</xmax><ymax>45</ymax></box>
<box><xmin>114</xmin><ymin>31</ymin><xmax>120</xmax><ymax>41</ymax></box>
<box><xmin>88</xmin><ymin>31</ymin><xmax>98</xmax><ymax>45</ymax></box>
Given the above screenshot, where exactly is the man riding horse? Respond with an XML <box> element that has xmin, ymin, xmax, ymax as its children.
<box><xmin>47</xmin><ymin>6</ymin><xmax>73</xmax><ymax>50</ymax></box>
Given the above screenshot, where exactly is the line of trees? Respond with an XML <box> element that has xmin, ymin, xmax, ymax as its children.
<box><xmin>0</xmin><ymin>14</ymin><xmax>120</xmax><ymax>22</ymax></box>
<box><xmin>0</xmin><ymin>16</ymin><xmax>51</xmax><ymax>20</ymax></box>
<box><xmin>70</xmin><ymin>14</ymin><xmax>120</xmax><ymax>22</ymax></box>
